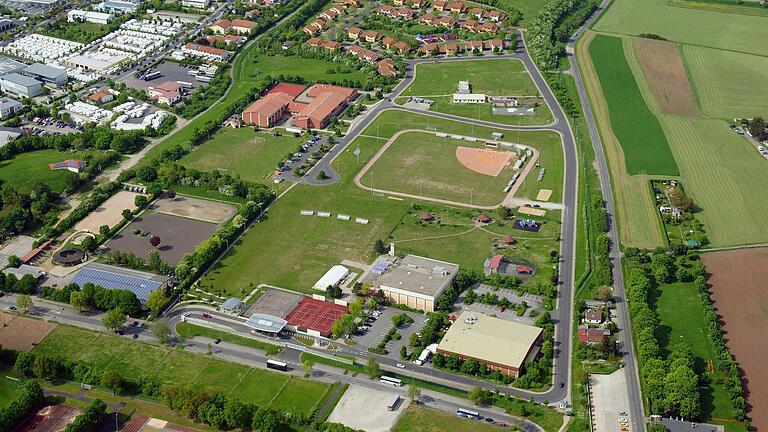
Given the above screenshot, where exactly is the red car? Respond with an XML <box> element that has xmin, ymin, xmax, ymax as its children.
<box><xmin>202</xmin><ymin>312</ymin><xmax>211</xmax><ymax>318</ymax></box>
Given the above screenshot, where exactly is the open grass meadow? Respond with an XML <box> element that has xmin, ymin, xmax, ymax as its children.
<box><xmin>399</xmin><ymin>59</ymin><xmax>554</xmax><ymax>126</ymax></box>
<box><xmin>682</xmin><ymin>45</ymin><xmax>768</xmax><ymax>119</ymax></box>
<box><xmin>392</xmin><ymin>406</ymin><xmax>502</xmax><ymax>432</ymax></box>
<box><xmin>34</xmin><ymin>326</ymin><xmax>327</xmax><ymax>415</ymax></box>
<box><xmin>199</xmin><ymin>110</ymin><xmax>563</xmax><ymax>297</ymax></box>
<box><xmin>249</xmin><ymin>54</ymin><xmax>368</xmax><ymax>84</ymax></box>
<box><xmin>361</xmin><ymin>131</ymin><xmax>514</xmax><ymax>206</ymax></box>
<box><xmin>593</xmin><ymin>0</ymin><xmax>768</xmax><ymax>56</ymax></box>
<box><xmin>0</xmin><ymin>149</ymin><xmax>89</xmax><ymax>193</ymax></box>
<box><xmin>181</xmin><ymin>128</ymin><xmax>305</xmax><ymax>183</ymax></box>
<box><xmin>0</xmin><ymin>374</ymin><xmax>19</xmax><ymax>409</ymax></box>
<box><xmin>587</xmin><ymin>35</ymin><xmax>678</xmax><ymax>176</ymax></box>
<box><xmin>654</xmin><ymin>281</ymin><xmax>737</xmax><ymax>420</ymax></box>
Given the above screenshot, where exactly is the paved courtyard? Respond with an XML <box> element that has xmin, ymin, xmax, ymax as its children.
<box><xmin>591</xmin><ymin>370</ymin><xmax>632</xmax><ymax>432</ymax></box>
<box><xmin>326</xmin><ymin>384</ymin><xmax>405</xmax><ymax>432</ymax></box>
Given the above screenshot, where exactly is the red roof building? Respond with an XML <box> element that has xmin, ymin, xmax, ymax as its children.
<box><xmin>578</xmin><ymin>326</ymin><xmax>608</xmax><ymax>344</ymax></box>
<box><xmin>489</xmin><ymin>254</ymin><xmax>505</xmax><ymax>270</ymax></box>
<box><xmin>477</xmin><ymin>214</ymin><xmax>491</xmax><ymax>223</ymax></box>
<box><xmin>516</xmin><ymin>264</ymin><xmax>534</xmax><ymax>275</ymax></box>
<box><xmin>286</xmin><ymin>297</ymin><xmax>349</xmax><ymax>337</ymax></box>
<box><xmin>267</xmin><ymin>82</ymin><xmax>307</xmax><ymax>98</ymax></box>
<box><xmin>242</xmin><ymin>91</ymin><xmax>295</xmax><ymax>127</ymax></box>
<box><xmin>501</xmin><ymin>235</ymin><xmax>516</xmax><ymax>245</ymax></box>
<box><xmin>419</xmin><ymin>212</ymin><xmax>434</xmax><ymax>221</ymax></box>
<box><xmin>294</xmin><ymin>91</ymin><xmax>348</xmax><ymax>129</ymax></box>
<box><xmin>148</xmin><ymin>81</ymin><xmax>184</xmax><ymax>106</ymax></box>
<box><xmin>88</xmin><ymin>90</ymin><xmax>113</xmax><ymax>103</ymax></box>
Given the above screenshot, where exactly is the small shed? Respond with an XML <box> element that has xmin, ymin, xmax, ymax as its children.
<box><xmin>501</xmin><ymin>235</ymin><xmax>516</xmax><ymax>246</ymax></box>
<box><xmin>222</xmin><ymin>298</ymin><xmax>245</xmax><ymax>313</ymax></box>
<box><xmin>419</xmin><ymin>212</ymin><xmax>434</xmax><ymax>222</ymax></box>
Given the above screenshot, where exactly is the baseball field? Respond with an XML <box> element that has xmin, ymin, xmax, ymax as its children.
<box><xmin>199</xmin><ymin>110</ymin><xmax>563</xmax><ymax>297</ymax></box>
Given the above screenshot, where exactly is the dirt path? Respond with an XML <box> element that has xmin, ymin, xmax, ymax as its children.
<box><xmin>353</xmin><ymin>128</ymin><xmax>544</xmax><ymax>209</ymax></box>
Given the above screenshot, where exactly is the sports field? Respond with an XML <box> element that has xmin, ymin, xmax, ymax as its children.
<box><xmin>593</xmin><ymin>0</ymin><xmax>768</xmax><ymax>56</ymax></box>
<box><xmin>682</xmin><ymin>45</ymin><xmax>768</xmax><ymax>119</ymax></box>
<box><xmin>654</xmin><ymin>281</ymin><xmax>735</xmax><ymax>419</ymax></box>
<box><xmin>587</xmin><ymin>35</ymin><xmax>678</xmax><ymax>176</ymax></box>
<box><xmin>359</xmin><ymin>131</ymin><xmax>516</xmax><ymax>206</ymax></box>
<box><xmin>34</xmin><ymin>326</ymin><xmax>327</xmax><ymax>414</ymax></box>
<box><xmin>400</xmin><ymin>59</ymin><xmax>553</xmax><ymax>126</ymax></box>
<box><xmin>181</xmin><ymin>128</ymin><xmax>304</xmax><ymax>182</ymax></box>
<box><xmin>0</xmin><ymin>149</ymin><xmax>88</xmax><ymax>193</ymax></box>
<box><xmin>200</xmin><ymin>110</ymin><xmax>563</xmax><ymax>297</ymax></box>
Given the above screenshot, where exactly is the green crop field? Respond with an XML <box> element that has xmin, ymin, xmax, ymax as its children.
<box><xmin>181</xmin><ymin>128</ymin><xmax>305</xmax><ymax>182</ymax></box>
<box><xmin>34</xmin><ymin>326</ymin><xmax>327</xmax><ymax>414</ymax></box>
<box><xmin>588</xmin><ymin>35</ymin><xmax>678</xmax><ymax>176</ymax></box>
<box><xmin>399</xmin><ymin>59</ymin><xmax>553</xmax><ymax>126</ymax></box>
<box><xmin>654</xmin><ymin>281</ymin><xmax>735</xmax><ymax>419</ymax></box>
<box><xmin>199</xmin><ymin>110</ymin><xmax>562</xmax><ymax>297</ymax></box>
<box><xmin>594</xmin><ymin>0</ymin><xmax>768</xmax><ymax>56</ymax></box>
<box><xmin>659</xmin><ymin>116</ymin><xmax>768</xmax><ymax>246</ymax></box>
<box><xmin>682</xmin><ymin>45</ymin><xmax>768</xmax><ymax>119</ymax></box>
<box><xmin>0</xmin><ymin>149</ymin><xmax>90</xmax><ymax>193</ymax></box>
<box><xmin>393</xmin><ymin>406</ymin><xmax>502</xmax><ymax>432</ymax></box>
<box><xmin>361</xmin><ymin>131</ymin><xmax>514</xmax><ymax>206</ymax></box>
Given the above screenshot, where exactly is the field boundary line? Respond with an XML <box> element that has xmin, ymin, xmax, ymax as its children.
<box><xmin>589</xmin><ymin>29</ymin><xmax>768</xmax><ymax>59</ymax></box>
<box><xmin>268</xmin><ymin>376</ymin><xmax>293</xmax><ymax>406</ymax></box>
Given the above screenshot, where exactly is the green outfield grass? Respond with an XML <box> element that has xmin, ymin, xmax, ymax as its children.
<box><xmin>181</xmin><ymin>128</ymin><xmax>305</xmax><ymax>182</ymax></box>
<box><xmin>594</xmin><ymin>0</ymin><xmax>768</xmax><ymax>56</ymax></box>
<box><xmin>399</xmin><ymin>59</ymin><xmax>554</xmax><ymax>126</ymax></box>
<box><xmin>0</xmin><ymin>149</ymin><xmax>90</xmax><ymax>193</ymax></box>
<box><xmin>393</xmin><ymin>406</ymin><xmax>501</xmax><ymax>432</ymax></box>
<box><xmin>360</xmin><ymin>131</ymin><xmax>514</xmax><ymax>206</ymax></box>
<box><xmin>682</xmin><ymin>45</ymin><xmax>768</xmax><ymax>119</ymax></box>
<box><xmin>654</xmin><ymin>281</ymin><xmax>736</xmax><ymax>419</ymax></box>
<box><xmin>34</xmin><ymin>326</ymin><xmax>327</xmax><ymax>414</ymax></box>
<box><xmin>199</xmin><ymin>110</ymin><xmax>563</xmax><ymax>297</ymax></box>
<box><xmin>588</xmin><ymin>35</ymin><xmax>678</xmax><ymax>176</ymax></box>
<box><xmin>269</xmin><ymin>378</ymin><xmax>328</xmax><ymax>414</ymax></box>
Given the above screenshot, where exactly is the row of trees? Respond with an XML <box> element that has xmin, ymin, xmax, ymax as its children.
<box><xmin>40</xmin><ymin>282</ymin><xmax>142</xmax><ymax>317</ymax></box>
<box><xmin>63</xmin><ymin>400</ymin><xmax>108</xmax><ymax>432</ymax></box>
<box><xmin>0</xmin><ymin>380</ymin><xmax>44</xmax><ymax>432</ymax></box>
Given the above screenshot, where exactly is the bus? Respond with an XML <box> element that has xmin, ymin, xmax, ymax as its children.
<box><xmin>456</xmin><ymin>408</ymin><xmax>481</xmax><ymax>420</ymax></box>
<box><xmin>379</xmin><ymin>376</ymin><xmax>402</xmax><ymax>387</ymax></box>
<box><xmin>387</xmin><ymin>394</ymin><xmax>400</xmax><ymax>411</ymax></box>
<box><xmin>195</xmin><ymin>75</ymin><xmax>212</xmax><ymax>82</ymax></box>
<box><xmin>266</xmin><ymin>359</ymin><xmax>288</xmax><ymax>372</ymax></box>
<box><xmin>143</xmin><ymin>71</ymin><xmax>162</xmax><ymax>81</ymax></box>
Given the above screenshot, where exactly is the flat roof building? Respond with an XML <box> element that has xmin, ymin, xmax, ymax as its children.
<box><xmin>68</xmin><ymin>9</ymin><xmax>114</xmax><ymax>25</ymax></box>
<box><xmin>2</xmin><ymin>264</ymin><xmax>44</xmax><ymax>280</ymax></box>
<box><xmin>182</xmin><ymin>0</ymin><xmax>210</xmax><ymax>8</ymax></box>
<box><xmin>65</xmin><ymin>52</ymin><xmax>128</xmax><ymax>72</ymax></box>
<box><xmin>182</xmin><ymin>43</ymin><xmax>229</xmax><ymax>62</ymax></box>
<box><xmin>363</xmin><ymin>254</ymin><xmax>458</xmax><ymax>312</ymax></box>
<box><xmin>0</xmin><ymin>73</ymin><xmax>42</xmax><ymax>97</ymax></box>
<box><xmin>293</xmin><ymin>84</ymin><xmax>357</xmax><ymax>130</ymax></box>
<box><xmin>97</xmin><ymin>0</ymin><xmax>140</xmax><ymax>14</ymax></box>
<box><xmin>313</xmin><ymin>265</ymin><xmax>349</xmax><ymax>291</ymax></box>
<box><xmin>0</xmin><ymin>57</ymin><xmax>26</xmax><ymax>75</ymax></box>
<box><xmin>23</xmin><ymin>63</ymin><xmax>68</xmax><ymax>87</ymax></box>
<box><xmin>437</xmin><ymin>311</ymin><xmax>543</xmax><ymax>378</ymax></box>
<box><xmin>0</xmin><ymin>98</ymin><xmax>22</xmax><ymax>118</ymax></box>
<box><xmin>71</xmin><ymin>263</ymin><xmax>171</xmax><ymax>303</ymax></box>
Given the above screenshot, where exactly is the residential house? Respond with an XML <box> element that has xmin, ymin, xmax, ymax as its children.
<box><xmin>469</xmin><ymin>7</ymin><xmax>483</xmax><ymax>18</ymax></box>
<box><xmin>444</xmin><ymin>43</ymin><xmax>460</xmax><ymax>54</ymax></box>
<box><xmin>323</xmin><ymin>41</ymin><xmax>341</xmax><ymax>50</ymax></box>
<box><xmin>362</xmin><ymin>30</ymin><xmax>382</xmax><ymax>43</ymax></box>
<box><xmin>319</xmin><ymin>9</ymin><xmax>339</xmax><ymax>20</ymax></box>
<box><xmin>409</xmin><ymin>0</ymin><xmax>426</xmax><ymax>9</ymax></box>
<box><xmin>377</xmin><ymin>4</ymin><xmax>395</xmax><ymax>15</ymax></box>
<box><xmin>393</xmin><ymin>7</ymin><xmax>414</xmax><ymax>19</ymax></box>
<box><xmin>446</xmin><ymin>1</ymin><xmax>464</xmax><ymax>13</ymax></box>
<box><xmin>377</xmin><ymin>58</ymin><xmax>397</xmax><ymax>77</ymax></box>
<box><xmin>461</xmin><ymin>19</ymin><xmax>477</xmax><ymax>31</ymax></box>
<box><xmin>381</xmin><ymin>36</ymin><xmax>397</xmax><ymax>49</ymax></box>
<box><xmin>347</xmin><ymin>27</ymin><xmax>363</xmax><ymax>40</ymax></box>
<box><xmin>394</xmin><ymin>41</ymin><xmax>411</xmax><ymax>53</ymax></box>
<box><xmin>578</xmin><ymin>326</ymin><xmax>610</xmax><ymax>344</ymax></box>
<box><xmin>466</xmin><ymin>39</ymin><xmax>484</xmax><ymax>52</ymax></box>
<box><xmin>419</xmin><ymin>13</ymin><xmax>436</xmax><ymax>25</ymax></box>
<box><xmin>393</xmin><ymin>0</ymin><xmax>404</xmax><ymax>5</ymax></box>
<box><xmin>88</xmin><ymin>90</ymin><xmax>114</xmax><ymax>104</ymax></box>
<box><xmin>307</xmin><ymin>37</ymin><xmax>322</xmax><ymax>47</ymax></box>
<box><xmin>148</xmin><ymin>81</ymin><xmax>184</xmax><ymax>106</ymax></box>
<box><xmin>584</xmin><ymin>309</ymin><xmax>604</xmax><ymax>325</ymax></box>
<box><xmin>433</xmin><ymin>0</ymin><xmax>446</xmax><ymax>10</ymax></box>
<box><xmin>487</xmin><ymin>10</ymin><xmax>505</xmax><ymax>21</ymax></box>
<box><xmin>437</xmin><ymin>16</ymin><xmax>456</xmax><ymax>27</ymax></box>
<box><xmin>478</xmin><ymin>22</ymin><xmax>498</xmax><ymax>33</ymax></box>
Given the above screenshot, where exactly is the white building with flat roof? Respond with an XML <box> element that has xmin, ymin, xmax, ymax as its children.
<box><xmin>452</xmin><ymin>93</ymin><xmax>486</xmax><ymax>103</ymax></box>
<box><xmin>97</xmin><ymin>0</ymin><xmax>141</xmax><ymax>14</ymax></box>
<box><xmin>182</xmin><ymin>0</ymin><xmax>210</xmax><ymax>8</ymax></box>
<box><xmin>0</xmin><ymin>73</ymin><xmax>42</xmax><ymax>97</ymax></box>
<box><xmin>362</xmin><ymin>254</ymin><xmax>459</xmax><ymax>312</ymax></box>
<box><xmin>313</xmin><ymin>265</ymin><xmax>350</xmax><ymax>291</ymax></box>
<box><xmin>68</xmin><ymin>9</ymin><xmax>114</xmax><ymax>24</ymax></box>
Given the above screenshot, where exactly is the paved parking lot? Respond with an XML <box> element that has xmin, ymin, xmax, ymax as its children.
<box><xmin>275</xmin><ymin>134</ymin><xmax>332</xmax><ymax>181</ymax></box>
<box><xmin>121</xmin><ymin>61</ymin><xmax>209</xmax><ymax>92</ymax></box>
<box><xmin>591</xmin><ymin>370</ymin><xmax>632</xmax><ymax>432</ymax></box>
<box><xmin>353</xmin><ymin>307</ymin><xmax>425</xmax><ymax>359</ymax></box>
<box><xmin>454</xmin><ymin>284</ymin><xmax>544</xmax><ymax>326</ymax></box>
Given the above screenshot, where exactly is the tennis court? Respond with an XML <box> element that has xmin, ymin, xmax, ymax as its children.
<box><xmin>285</xmin><ymin>298</ymin><xmax>348</xmax><ymax>336</ymax></box>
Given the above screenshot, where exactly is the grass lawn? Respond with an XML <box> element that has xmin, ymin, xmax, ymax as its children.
<box><xmin>232</xmin><ymin>368</ymin><xmax>291</xmax><ymax>406</ymax></box>
<box><xmin>0</xmin><ymin>374</ymin><xmax>19</xmax><ymax>409</ymax></box>
<box><xmin>682</xmin><ymin>45</ymin><xmax>768</xmax><ymax>119</ymax></box>
<box><xmin>0</xmin><ymin>149</ymin><xmax>89</xmax><ymax>193</ymax></box>
<box><xmin>500</xmin><ymin>0</ymin><xmax>549</xmax><ymax>25</ymax></box>
<box><xmin>34</xmin><ymin>326</ymin><xmax>328</xmax><ymax>411</ymax></box>
<box><xmin>392</xmin><ymin>406</ymin><xmax>501</xmax><ymax>432</ymax></box>
<box><xmin>399</xmin><ymin>59</ymin><xmax>553</xmax><ymax>126</ymax></box>
<box><xmin>269</xmin><ymin>378</ymin><xmax>329</xmax><ymax>415</ymax></box>
<box><xmin>593</xmin><ymin>0</ymin><xmax>768</xmax><ymax>56</ymax></box>
<box><xmin>199</xmin><ymin>110</ymin><xmax>562</xmax><ymax>297</ymax></box>
<box><xmin>654</xmin><ymin>281</ymin><xmax>735</xmax><ymax>419</ymax></box>
<box><xmin>181</xmin><ymin>128</ymin><xmax>305</xmax><ymax>182</ymax></box>
<box><xmin>250</xmin><ymin>54</ymin><xmax>368</xmax><ymax>85</ymax></box>
<box><xmin>361</xmin><ymin>131</ymin><xmax>515</xmax><ymax>206</ymax></box>
<box><xmin>175</xmin><ymin>322</ymin><xmax>283</xmax><ymax>355</ymax></box>
<box><xmin>588</xmin><ymin>35</ymin><xmax>678</xmax><ymax>176</ymax></box>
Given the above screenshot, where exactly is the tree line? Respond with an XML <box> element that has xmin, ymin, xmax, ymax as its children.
<box><xmin>0</xmin><ymin>380</ymin><xmax>44</xmax><ymax>432</ymax></box>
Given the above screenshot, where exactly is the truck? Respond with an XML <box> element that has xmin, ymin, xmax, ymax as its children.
<box><xmin>414</xmin><ymin>343</ymin><xmax>438</xmax><ymax>366</ymax></box>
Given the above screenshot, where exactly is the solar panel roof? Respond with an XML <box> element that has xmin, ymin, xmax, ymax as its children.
<box><xmin>71</xmin><ymin>264</ymin><xmax>169</xmax><ymax>301</ymax></box>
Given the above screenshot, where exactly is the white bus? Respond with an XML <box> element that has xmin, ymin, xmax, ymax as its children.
<box><xmin>380</xmin><ymin>376</ymin><xmax>402</xmax><ymax>387</ymax></box>
<box><xmin>387</xmin><ymin>394</ymin><xmax>400</xmax><ymax>411</ymax></box>
<box><xmin>456</xmin><ymin>408</ymin><xmax>481</xmax><ymax>420</ymax></box>
<box><xmin>143</xmin><ymin>71</ymin><xmax>162</xmax><ymax>81</ymax></box>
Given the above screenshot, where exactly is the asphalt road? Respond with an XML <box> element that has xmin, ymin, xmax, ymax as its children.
<box><xmin>565</xmin><ymin>1</ymin><xmax>646</xmax><ymax>431</ymax></box>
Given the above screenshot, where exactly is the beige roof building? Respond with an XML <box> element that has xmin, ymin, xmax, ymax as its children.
<box><xmin>437</xmin><ymin>311</ymin><xmax>543</xmax><ymax>378</ymax></box>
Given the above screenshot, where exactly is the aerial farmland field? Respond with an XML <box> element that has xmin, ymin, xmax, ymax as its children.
<box><xmin>587</xmin><ymin>34</ymin><xmax>678</xmax><ymax>176</ymax></box>
<box><xmin>682</xmin><ymin>45</ymin><xmax>768</xmax><ymax>119</ymax></box>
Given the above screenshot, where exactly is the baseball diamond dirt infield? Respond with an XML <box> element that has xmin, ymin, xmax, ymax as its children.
<box><xmin>634</xmin><ymin>38</ymin><xmax>698</xmax><ymax>117</ymax></box>
<box><xmin>702</xmin><ymin>248</ymin><xmax>768</xmax><ymax>431</ymax></box>
<box><xmin>75</xmin><ymin>191</ymin><xmax>144</xmax><ymax>234</ymax></box>
<box><xmin>0</xmin><ymin>312</ymin><xmax>54</xmax><ymax>351</ymax></box>
<box><xmin>455</xmin><ymin>147</ymin><xmax>515</xmax><ymax>176</ymax></box>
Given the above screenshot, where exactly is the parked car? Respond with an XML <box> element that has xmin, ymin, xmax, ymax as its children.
<box><xmin>396</xmin><ymin>363</ymin><xmax>406</xmax><ymax>369</ymax></box>
<box><xmin>202</xmin><ymin>312</ymin><xmax>211</xmax><ymax>318</ymax></box>
<box><xmin>214</xmin><ymin>338</ymin><xmax>221</xmax><ymax>344</ymax></box>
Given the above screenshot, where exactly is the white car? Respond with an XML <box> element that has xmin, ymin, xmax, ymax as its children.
<box><xmin>396</xmin><ymin>363</ymin><xmax>406</xmax><ymax>369</ymax></box>
<box><xmin>618</xmin><ymin>418</ymin><xmax>628</xmax><ymax>423</ymax></box>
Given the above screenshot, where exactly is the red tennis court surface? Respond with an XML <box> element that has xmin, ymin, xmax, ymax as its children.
<box><xmin>286</xmin><ymin>298</ymin><xmax>348</xmax><ymax>336</ymax></box>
